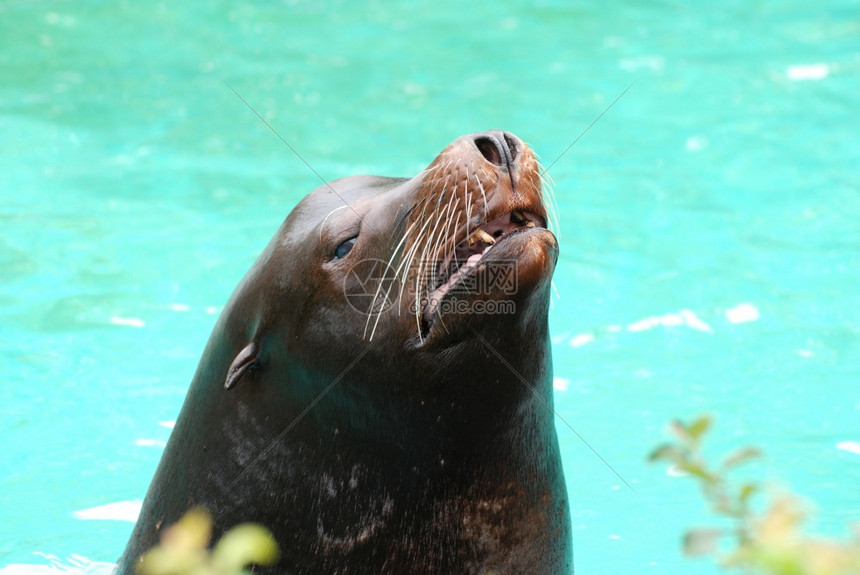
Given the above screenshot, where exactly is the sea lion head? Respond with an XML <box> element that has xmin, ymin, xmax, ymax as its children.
<box><xmin>222</xmin><ymin>130</ymin><xmax>558</xmax><ymax>407</ymax></box>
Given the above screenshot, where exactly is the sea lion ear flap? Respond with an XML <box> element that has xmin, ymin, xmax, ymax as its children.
<box><xmin>224</xmin><ymin>342</ymin><xmax>258</xmax><ymax>391</ymax></box>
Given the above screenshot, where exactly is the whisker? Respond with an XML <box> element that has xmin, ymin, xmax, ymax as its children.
<box><xmin>319</xmin><ymin>205</ymin><xmax>350</xmax><ymax>242</ymax></box>
<box><xmin>475</xmin><ymin>173</ymin><xmax>489</xmax><ymax>216</ymax></box>
<box><xmin>536</xmin><ymin>165</ymin><xmax>561</xmax><ymax>238</ymax></box>
<box><xmin>363</xmin><ymin>219</ymin><xmax>419</xmax><ymax>340</ymax></box>
<box><xmin>464</xmin><ymin>183</ymin><xmax>473</xmax><ymax>241</ymax></box>
<box><xmin>441</xmin><ymin>193</ymin><xmax>458</xmax><ymax>273</ymax></box>
<box><xmin>413</xmin><ymin>193</ymin><xmax>456</xmax><ymax>339</ymax></box>
<box><xmin>367</xmin><ymin>216</ymin><xmax>435</xmax><ymax>342</ymax></box>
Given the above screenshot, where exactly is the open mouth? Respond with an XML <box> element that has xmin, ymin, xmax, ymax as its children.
<box><xmin>423</xmin><ymin>210</ymin><xmax>546</xmax><ymax>323</ymax></box>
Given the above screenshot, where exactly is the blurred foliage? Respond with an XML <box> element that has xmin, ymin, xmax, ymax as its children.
<box><xmin>649</xmin><ymin>414</ymin><xmax>860</xmax><ymax>575</ymax></box>
<box><xmin>136</xmin><ymin>508</ymin><xmax>280</xmax><ymax>575</ymax></box>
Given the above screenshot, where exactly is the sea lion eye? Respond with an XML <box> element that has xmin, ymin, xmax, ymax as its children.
<box><xmin>334</xmin><ymin>236</ymin><xmax>357</xmax><ymax>259</ymax></box>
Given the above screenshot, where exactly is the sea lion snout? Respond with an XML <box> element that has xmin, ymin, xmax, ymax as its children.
<box><xmin>396</xmin><ymin>131</ymin><xmax>552</xmax><ymax>341</ymax></box>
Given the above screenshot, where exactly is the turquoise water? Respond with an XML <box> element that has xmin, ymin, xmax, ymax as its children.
<box><xmin>2</xmin><ymin>1</ymin><xmax>859</xmax><ymax>573</ymax></box>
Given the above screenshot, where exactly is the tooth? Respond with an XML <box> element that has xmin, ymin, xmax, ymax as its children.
<box><xmin>511</xmin><ymin>211</ymin><xmax>526</xmax><ymax>224</ymax></box>
<box><xmin>477</xmin><ymin>230</ymin><xmax>495</xmax><ymax>244</ymax></box>
<box><xmin>468</xmin><ymin>229</ymin><xmax>495</xmax><ymax>246</ymax></box>
<box><xmin>525</xmin><ymin>221</ymin><xmax>535</xmax><ymax>228</ymax></box>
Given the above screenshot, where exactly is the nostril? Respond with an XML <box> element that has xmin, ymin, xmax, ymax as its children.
<box><xmin>475</xmin><ymin>137</ymin><xmax>503</xmax><ymax>166</ymax></box>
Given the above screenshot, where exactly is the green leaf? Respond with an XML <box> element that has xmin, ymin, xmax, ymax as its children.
<box><xmin>683</xmin><ymin>528</ymin><xmax>722</xmax><ymax>557</ymax></box>
<box><xmin>686</xmin><ymin>414</ymin><xmax>713</xmax><ymax>442</ymax></box>
<box><xmin>211</xmin><ymin>523</ymin><xmax>280</xmax><ymax>574</ymax></box>
<box><xmin>647</xmin><ymin>444</ymin><xmax>684</xmax><ymax>463</ymax></box>
<box><xmin>669</xmin><ymin>419</ymin><xmax>691</xmax><ymax>442</ymax></box>
<box><xmin>738</xmin><ymin>482</ymin><xmax>759</xmax><ymax>504</ymax></box>
<box><xmin>721</xmin><ymin>447</ymin><xmax>763</xmax><ymax>471</ymax></box>
<box><xmin>678</xmin><ymin>462</ymin><xmax>716</xmax><ymax>484</ymax></box>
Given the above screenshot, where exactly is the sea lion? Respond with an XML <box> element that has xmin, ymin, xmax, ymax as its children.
<box><xmin>118</xmin><ymin>131</ymin><xmax>572</xmax><ymax>574</ymax></box>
